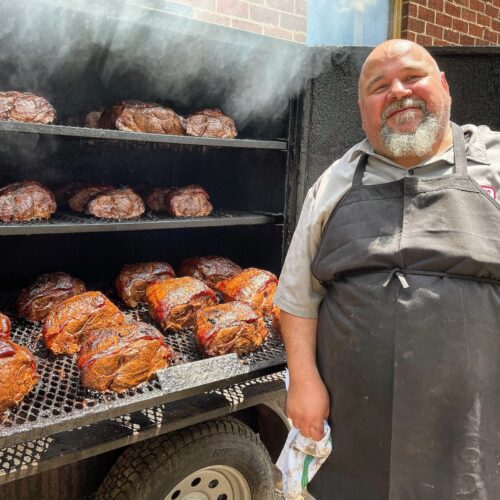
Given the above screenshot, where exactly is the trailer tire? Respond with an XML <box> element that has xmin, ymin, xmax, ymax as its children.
<box><xmin>96</xmin><ymin>416</ymin><xmax>275</xmax><ymax>500</ymax></box>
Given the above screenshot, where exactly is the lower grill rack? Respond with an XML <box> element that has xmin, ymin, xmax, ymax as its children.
<box><xmin>0</xmin><ymin>293</ymin><xmax>285</xmax><ymax>448</ymax></box>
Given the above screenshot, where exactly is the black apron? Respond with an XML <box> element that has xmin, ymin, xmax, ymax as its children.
<box><xmin>309</xmin><ymin>124</ymin><xmax>500</xmax><ymax>499</ymax></box>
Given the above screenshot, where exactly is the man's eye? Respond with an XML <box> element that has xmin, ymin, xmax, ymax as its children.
<box><xmin>406</xmin><ymin>75</ymin><xmax>422</xmax><ymax>82</ymax></box>
<box><xmin>373</xmin><ymin>84</ymin><xmax>388</xmax><ymax>93</ymax></box>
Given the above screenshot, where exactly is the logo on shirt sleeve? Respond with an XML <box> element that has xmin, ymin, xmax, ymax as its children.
<box><xmin>480</xmin><ymin>185</ymin><xmax>497</xmax><ymax>200</ymax></box>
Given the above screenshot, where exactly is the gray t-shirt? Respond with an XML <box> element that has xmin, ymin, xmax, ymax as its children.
<box><xmin>274</xmin><ymin>124</ymin><xmax>500</xmax><ymax>318</ymax></box>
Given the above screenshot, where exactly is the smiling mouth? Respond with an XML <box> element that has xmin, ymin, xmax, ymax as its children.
<box><xmin>387</xmin><ymin>106</ymin><xmax>422</xmax><ymax>119</ymax></box>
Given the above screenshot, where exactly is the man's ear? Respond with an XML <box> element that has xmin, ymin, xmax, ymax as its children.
<box><xmin>440</xmin><ymin>72</ymin><xmax>450</xmax><ymax>95</ymax></box>
<box><xmin>358</xmin><ymin>98</ymin><xmax>365</xmax><ymax>125</ymax></box>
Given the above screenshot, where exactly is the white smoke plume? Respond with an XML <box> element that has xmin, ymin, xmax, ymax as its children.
<box><xmin>0</xmin><ymin>0</ymin><xmax>328</xmax><ymax>134</ymax></box>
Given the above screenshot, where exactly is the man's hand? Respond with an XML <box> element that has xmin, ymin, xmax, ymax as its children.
<box><xmin>280</xmin><ymin>311</ymin><xmax>330</xmax><ymax>441</ymax></box>
<box><xmin>286</xmin><ymin>373</ymin><xmax>330</xmax><ymax>441</ymax></box>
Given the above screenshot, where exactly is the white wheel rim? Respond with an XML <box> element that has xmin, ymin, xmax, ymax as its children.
<box><xmin>164</xmin><ymin>464</ymin><xmax>252</xmax><ymax>500</ymax></box>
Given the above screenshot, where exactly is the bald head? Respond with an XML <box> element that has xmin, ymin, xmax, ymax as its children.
<box><xmin>356</xmin><ymin>38</ymin><xmax>452</xmax><ymax>167</ymax></box>
<box><xmin>359</xmin><ymin>40</ymin><xmax>440</xmax><ymax>97</ymax></box>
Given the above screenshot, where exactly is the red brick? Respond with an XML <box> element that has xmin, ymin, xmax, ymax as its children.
<box><xmin>461</xmin><ymin>7</ymin><xmax>476</xmax><ymax>21</ymax></box>
<box><xmin>231</xmin><ymin>18</ymin><xmax>263</xmax><ymax>33</ymax></box>
<box><xmin>477</xmin><ymin>13</ymin><xmax>492</xmax><ymax>27</ymax></box>
<box><xmin>435</xmin><ymin>12</ymin><xmax>453</xmax><ymax>27</ymax></box>
<box><xmin>469</xmin><ymin>0</ymin><xmax>485</xmax><ymax>12</ymax></box>
<box><xmin>294</xmin><ymin>0</ymin><xmax>307</xmax><ymax>16</ymax></box>
<box><xmin>263</xmin><ymin>25</ymin><xmax>294</xmax><ymax>40</ymax></box>
<box><xmin>418</xmin><ymin>5</ymin><xmax>436</xmax><ymax>22</ymax></box>
<box><xmin>407</xmin><ymin>16</ymin><xmax>426</xmax><ymax>32</ymax></box>
<box><xmin>455</xmin><ymin>0</ymin><xmax>469</xmax><ymax>6</ymax></box>
<box><xmin>280</xmin><ymin>12</ymin><xmax>306</xmax><ymax>31</ymax></box>
<box><xmin>437</xmin><ymin>39</ymin><xmax>452</xmax><ymax>45</ymax></box>
<box><xmin>484</xmin><ymin>29</ymin><xmax>498</xmax><ymax>42</ymax></box>
<box><xmin>403</xmin><ymin>31</ymin><xmax>418</xmax><ymax>42</ymax></box>
<box><xmin>250</xmin><ymin>5</ymin><xmax>280</xmax><ymax>24</ymax></box>
<box><xmin>485</xmin><ymin>3</ymin><xmax>500</xmax><ymax>19</ymax></box>
<box><xmin>452</xmin><ymin>17</ymin><xmax>469</xmax><ymax>32</ymax></box>
<box><xmin>443</xmin><ymin>28</ymin><xmax>460</xmax><ymax>43</ymax></box>
<box><xmin>468</xmin><ymin>23</ymin><xmax>484</xmax><ymax>36</ymax></box>
<box><xmin>411</xmin><ymin>0</ymin><xmax>427</xmax><ymax>5</ymax></box>
<box><xmin>194</xmin><ymin>10</ymin><xmax>231</xmax><ymax>26</ymax></box>
<box><xmin>493</xmin><ymin>0</ymin><xmax>500</xmax><ymax>8</ymax></box>
<box><xmin>403</xmin><ymin>2</ymin><xmax>419</xmax><ymax>17</ymax></box>
<box><xmin>217</xmin><ymin>0</ymin><xmax>249</xmax><ymax>18</ymax></box>
<box><xmin>426</xmin><ymin>23</ymin><xmax>444</xmax><ymax>37</ymax></box>
<box><xmin>293</xmin><ymin>32</ymin><xmax>306</xmax><ymax>43</ymax></box>
<box><xmin>460</xmin><ymin>33</ymin><xmax>475</xmax><ymax>43</ymax></box>
<box><xmin>492</xmin><ymin>18</ymin><xmax>500</xmax><ymax>32</ymax></box>
<box><xmin>416</xmin><ymin>33</ymin><xmax>433</xmax><ymax>46</ymax></box>
<box><xmin>267</xmin><ymin>0</ymin><xmax>295</xmax><ymax>12</ymax></box>
<box><xmin>428</xmin><ymin>0</ymin><xmax>444</xmax><ymax>10</ymax></box>
<box><xmin>444</xmin><ymin>1</ymin><xmax>461</xmax><ymax>17</ymax></box>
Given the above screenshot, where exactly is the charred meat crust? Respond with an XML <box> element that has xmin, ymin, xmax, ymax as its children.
<box><xmin>146</xmin><ymin>277</ymin><xmax>217</xmax><ymax>331</ymax></box>
<box><xmin>178</xmin><ymin>256</ymin><xmax>242</xmax><ymax>289</ymax></box>
<box><xmin>195</xmin><ymin>301</ymin><xmax>267</xmax><ymax>356</ymax></box>
<box><xmin>0</xmin><ymin>339</ymin><xmax>39</xmax><ymax>413</ymax></box>
<box><xmin>115</xmin><ymin>262</ymin><xmax>176</xmax><ymax>308</ymax></box>
<box><xmin>42</xmin><ymin>291</ymin><xmax>125</xmax><ymax>356</ymax></box>
<box><xmin>17</xmin><ymin>272</ymin><xmax>87</xmax><ymax>322</ymax></box>
<box><xmin>77</xmin><ymin>321</ymin><xmax>172</xmax><ymax>392</ymax></box>
<box><xmin>0</xmin><ymin>181</ymin><xmax>56</xmax><ymax>222</ymax></box>
<box><xmin>0</xmin><ymin>91</ymin><xmax>56</xmax><ymax>124</ymax></box>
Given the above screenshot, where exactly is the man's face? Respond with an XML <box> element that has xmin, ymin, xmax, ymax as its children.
<box><xmin>358</xmin><ymin>43</ymin><xmax>451</xmax><ymax>161</ymax></box>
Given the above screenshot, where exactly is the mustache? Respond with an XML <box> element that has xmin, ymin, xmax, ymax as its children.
<box><xmin>382</xmin><ymin>98</ymin><xmax>426</xmax><ymax>120</ymax></box>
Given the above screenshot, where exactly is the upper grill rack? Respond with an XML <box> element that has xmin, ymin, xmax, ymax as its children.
<box><xmin>0</xmin><ymin>292</ymin><xmax>285</xmax><ymax>449</ymax></box>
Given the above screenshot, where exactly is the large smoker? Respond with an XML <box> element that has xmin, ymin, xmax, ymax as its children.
<box><xmin>0</xmin><ymin>1</ymin><xmax>499</xmax><ymax>497</ymax></box>
<box><xmin>0</xmin><ymin>2</ymin><xmax>296</xmax><ymax>496</ymax></box>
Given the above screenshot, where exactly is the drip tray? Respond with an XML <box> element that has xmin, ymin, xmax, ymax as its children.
<box><xmin>0</xmin><ymin>292</ymin><xmax>285</xmax><ymax>448</ymax></box>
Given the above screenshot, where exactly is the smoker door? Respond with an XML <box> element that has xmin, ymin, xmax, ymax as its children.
<box><xmin>288</xmin><ymin>46</ymin><xmax>500</xmax><ymax>236</ymax></box>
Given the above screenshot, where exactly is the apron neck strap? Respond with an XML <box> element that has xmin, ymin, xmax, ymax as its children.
<box><xmin>352</xmin><ymin>153</ymin><xmax>369</xmax><ymax>187</ymax></box>
<box><xmin>352</xmin><ymin>122</ymin><xmax>468</xmax><ymax>187</ymax></box>
<box><xmin>451</xmin><ymin>122</ymin><xmax>468</xmax><ymax>176</ymax></box>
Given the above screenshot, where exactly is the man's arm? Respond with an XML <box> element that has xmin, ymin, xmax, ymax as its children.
<box><xmin>281</xmin><ymin>311</ymin><xmax>330</xmax><ymax>441</ymax></box>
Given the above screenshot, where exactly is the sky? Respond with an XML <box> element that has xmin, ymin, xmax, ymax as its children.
<box><xmin>307</xmin><ymin>0</ymin><xmax>390</xmax><ymax>46</ymax></box>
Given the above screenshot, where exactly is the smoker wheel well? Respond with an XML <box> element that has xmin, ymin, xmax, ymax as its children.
<box><xmin>229</xmin><ymin>400</ymin><xmax>289</xmax><ymax>462</ymax></box>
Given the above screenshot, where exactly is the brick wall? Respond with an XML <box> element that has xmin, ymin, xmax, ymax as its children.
<box><xmin>133</xmin><ymin>0</ymin><xmax>307</xmax><ymax>43</ymax></box>
<box><xmin>401</xmin><ymin>0</ymin><xmax>500</xmax><ymax>45</ymax></box>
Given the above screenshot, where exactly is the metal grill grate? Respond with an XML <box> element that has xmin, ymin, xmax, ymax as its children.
<box><xmin>0</xmin><ymin>210</ymin><xmax>278</xmax><ymax>236</ymax></box>
<box><xmin>0</xmin><ymin>372</ymin><xmax>285</xmax><ymax>481</ymax></box>
<box><xmin>0</xmin><ymin>292</ymin><xmax>285</xmax><ymax>447</ymax></box>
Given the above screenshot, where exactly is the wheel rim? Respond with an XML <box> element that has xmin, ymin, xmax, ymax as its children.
<box><xmin>164</xmin><ymin>464</ymin><xmax>252</xmax><ymax>500</ymax></box>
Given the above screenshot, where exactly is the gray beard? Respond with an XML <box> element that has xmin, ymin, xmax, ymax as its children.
<box><xmin>381</xmin><ymin>111</ymin><xmax>442</xmax><ymax>159</ymax></box>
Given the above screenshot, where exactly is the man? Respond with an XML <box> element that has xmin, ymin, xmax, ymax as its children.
<box><xmin>274</xmin><ymin>39</ymin><xmax>500</xmax><ymax>498</ymax></box>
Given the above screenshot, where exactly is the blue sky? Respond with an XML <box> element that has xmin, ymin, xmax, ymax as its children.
<box><xmin>307</xmin><ymin>0</ymin><xmax>389</xmax><ymax>46</ymax></box>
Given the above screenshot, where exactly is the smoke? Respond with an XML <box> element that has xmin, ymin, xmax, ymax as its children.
<box><xmin>0</xmin><ymin>0</ymin><xmax>327</xmax><ymax>133</ymax></box>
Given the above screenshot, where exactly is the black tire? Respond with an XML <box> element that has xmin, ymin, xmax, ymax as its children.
<box><xmin>96</xmin><ymin>416</ymin><xmax>275</xmax><ymax>500</ymax></box>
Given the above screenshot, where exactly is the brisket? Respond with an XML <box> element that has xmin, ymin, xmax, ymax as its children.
<box><xmin>196</xmin><ymin>301</ymin><xmax>268</xmax><ymax>356</ymax></box>
<box><xmin>146</xmin><ymin>276</ymin><xmax>217</xmax><ymax>331</ymax></box>
<box><xmin>77</xmin><ymin>322</ymin><xmax>172</xmax><ymax>392</ymax></box>
<box><xmin>17</xmin><ymin>272</ymin><xmax>86</xmax><ymax>322</ymax></box>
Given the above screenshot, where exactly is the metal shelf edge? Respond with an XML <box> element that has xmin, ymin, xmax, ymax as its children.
<box><xmin>0</xmin><ymin>212</ymin><xmax>279</xmax><ymax>236</ymax></box>
<box><xmin>0</xmin><ymin>122</ymin><xmax>287</xmax><ymax>150</ymax></box>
